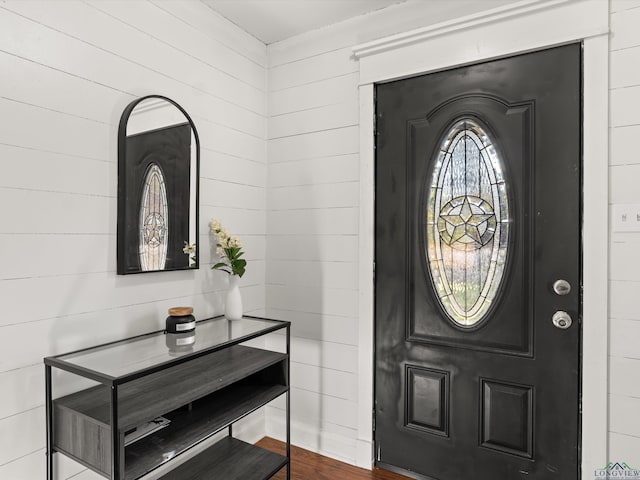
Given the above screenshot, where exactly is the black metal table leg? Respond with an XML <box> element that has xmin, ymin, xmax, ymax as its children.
<box><xmin>45</xmin><ymin>365</ymin><xmax>53</xmax><ymax>480</ymax></box>
<box><xmin>286</xmin><ymin>324</ymin><xmax>291</xmax><ymax>480</ymax></box>
<box><xmin>110</xmin><ymin>385</ymin><xmax>120</xmax><ymax>480</ymax></box>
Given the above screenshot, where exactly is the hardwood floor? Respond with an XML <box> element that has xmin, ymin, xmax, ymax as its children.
<box><xmin>256</xmin><ymin>437</ymin><xmax>412</xmax><ymax>480</ymax></box>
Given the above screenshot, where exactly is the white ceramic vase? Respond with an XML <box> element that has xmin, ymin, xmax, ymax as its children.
<box><xmin>225</xmin><ymin>274</ymin><xmax>243</xmax><ymax>320</ymax></box>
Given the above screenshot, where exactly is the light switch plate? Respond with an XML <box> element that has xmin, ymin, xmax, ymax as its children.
<box><xmin>612</xmin><ymin>204</ymin><xmax>640</xmax><ymax>232</ymax></box>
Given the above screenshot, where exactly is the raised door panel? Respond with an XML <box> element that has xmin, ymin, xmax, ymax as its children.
<box><xmin>407</xmin><ymin>98</ymin><xmax>534</xmax><ymax>356</ymax></box>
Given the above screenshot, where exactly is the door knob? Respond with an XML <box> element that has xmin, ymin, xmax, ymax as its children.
<box><xmin>553</xmin><ymin>279</ymin><xmax>571</xmax><ymax>296</ymax></box>
<box><xmin>552</xmin><ymin>311</ymin><xmax>572</xmax><ymax>329</ymax></box>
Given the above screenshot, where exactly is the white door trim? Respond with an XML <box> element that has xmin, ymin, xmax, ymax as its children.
<box><xmin>355</xmin><ymin>0</ymin><xmax>609</xmax><ymax>474</ymax></box>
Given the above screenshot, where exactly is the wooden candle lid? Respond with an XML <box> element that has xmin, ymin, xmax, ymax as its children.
<box><xmin>168</xmin><ymin>306</ymin><xmax>193</xmax><ymax>316</ymax></box>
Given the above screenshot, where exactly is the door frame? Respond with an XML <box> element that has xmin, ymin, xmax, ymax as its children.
<box><xmin>352</xmin><ymin>0</ymin><xmax>609</xmax><ymax>475</ymax></box>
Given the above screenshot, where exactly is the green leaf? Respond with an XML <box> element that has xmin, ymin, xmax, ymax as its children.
<box><xmin>235</xmin><ymin>265</ymin><xmax>246</xmax><ymax>277</ymax></box>
<box><xmin>212</xmin><ymin>262</ymin><xmax>228</xmax><ymax>270</ymax></box>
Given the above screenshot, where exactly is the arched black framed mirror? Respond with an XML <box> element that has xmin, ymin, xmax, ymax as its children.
<box><xmin>117</xmin><ymin>95</ymin><xmax>200</xmax><ymax>274</ymax></box>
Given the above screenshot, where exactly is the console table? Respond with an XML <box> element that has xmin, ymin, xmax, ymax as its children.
<box><xmin>44</xmin><ymin>315</ymin><xmax>290</xmax><ymax>480</ymax></box>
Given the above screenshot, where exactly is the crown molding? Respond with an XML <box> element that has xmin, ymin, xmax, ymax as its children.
<box><xmin>352</xmin><ymin>0</ymin><xmax>570</xmax><ymax>59</ymax></box>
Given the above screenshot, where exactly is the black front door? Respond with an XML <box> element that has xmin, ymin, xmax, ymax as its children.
<box><xmin>374</xmin><ymin>44</ymin><xmax>581</xmax><ymax>479</ymax></box>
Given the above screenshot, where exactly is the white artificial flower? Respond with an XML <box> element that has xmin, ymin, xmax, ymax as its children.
<box><xmin>182</xmin><ymin>242</ymin><xmax>196</xmax><ymax>255</ymax></box>
<box><xmin>209</xmin><ymin>219</ymin><xmax>221</xmax><ymax>232</ymax></box>
<box><xmin>216</xmin><ymin>227</ymin><xmax>228</xmax><ymax>242</ymax></box>
<box><xmin>231</xmin><ymin>237</ymin><xmax>241</xmax><ymax>248</ymax></box>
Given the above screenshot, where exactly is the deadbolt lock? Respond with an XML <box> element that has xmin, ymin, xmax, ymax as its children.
<box><xmin>552</xmin><ymin>311</ymin><xmax>572</xmax><ymax>329</ymax></box>
<box><xmin>553</xmin><ymin>279</ymin><xmax>571</xmax><ymax>296</ymax></box>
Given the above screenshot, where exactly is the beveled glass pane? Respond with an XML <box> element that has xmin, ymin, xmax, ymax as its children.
<box><xmin>486</xmin><ymin>145</ymin><xmax>504</xmax><ymax>183</ymax></box>
<box><xmin>432</xmin><ymin>152</ymin><xmax>447</xmax><ymax>187</ymax></box>
<box><xmin>425</xmin><ymin>119</ymin><xmax>510</xmax><ymax>327</ymax></box>
<box><xmin>427</xmin><ymin>188</ymin><xmax>438</xmax><ymax>224</ymax></box>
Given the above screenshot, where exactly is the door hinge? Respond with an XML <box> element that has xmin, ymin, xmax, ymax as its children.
<box><xmin>372</xmin><ymin>409</ymin><xmax>376</xmax><ymax>431</ymax></box>
<box><xmin>373</xmin><ymin>113</ymin><xmax>377</xmax><ymax>139</ymax></box>
<box><xmin>375</xmin><ymin>113</ymin><xmax>383</xmax><ymax>138</ymax></box>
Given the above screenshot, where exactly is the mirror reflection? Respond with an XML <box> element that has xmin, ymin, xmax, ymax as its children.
<box><xmin>117</xmin><ymin>96</ymin><xmax>199</xmax><ymax>274</ymax></box>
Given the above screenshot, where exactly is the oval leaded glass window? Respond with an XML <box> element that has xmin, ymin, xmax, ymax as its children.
<box><xmin>139</xmin><ymin>163</ymin><xmax>169</xmax><ymax>271</ymax></box>
<box><xmin>426</xmin><ymin>119</ymin><xmax>509</xmax><ymax>327</ymax></box>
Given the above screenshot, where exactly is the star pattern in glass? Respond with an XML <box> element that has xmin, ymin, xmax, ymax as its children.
<box><xmin>426</xmin><ymin>119</ymin><xmax>510</xmax><ymax>327</ymax></box>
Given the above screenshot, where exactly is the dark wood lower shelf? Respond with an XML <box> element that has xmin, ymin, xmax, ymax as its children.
<box><xmin>158</xmin><ymin>437</ymin><xmax>288</xmax><ymax>480</ymax></box>
<box><xmin>125</xmin><ymin>382</ymin><xmax>287</xmax><ymax>479</ymax></box>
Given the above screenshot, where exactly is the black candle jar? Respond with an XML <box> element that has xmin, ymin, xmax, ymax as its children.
<box><xmin>165</xmin><ymin>330</ymin><xmax>196</xmax><ymax>355</ymax></box>
<box><xmin>166</xmin><ymin>306</ymin><xmax>196</xmax><ymax>334</ymax></box>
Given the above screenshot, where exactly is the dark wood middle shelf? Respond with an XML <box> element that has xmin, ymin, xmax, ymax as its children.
<box><xmin>125</xmin><ymin>381</ymin><xmax>287</xmax><ymax>479</ymax></box>
<box><xmin>54</xmin><ymin>345</ymin><xmax>287</xmax><ymax>430</ymax></box>
<box><xmin>158</xmin><ymin>437</ymin><xmax>288</xmax><ymax>480</ymax></box>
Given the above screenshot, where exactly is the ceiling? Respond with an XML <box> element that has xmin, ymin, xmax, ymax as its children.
<box><xmin>203</xmin><ymin>0</ymin><xmax>408</xmax><ymax>44</ymax></box>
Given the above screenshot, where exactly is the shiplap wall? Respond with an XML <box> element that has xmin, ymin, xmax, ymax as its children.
<box><xmin>263</xmin><ymin>0</ymin><xmax>518</xmax><ymax>465</ymax></box>
<box><xmin>0</xmin><ymin>1</ymin><xmax>267</xmax><ymax>478</ymax></box>
<box><xmin>608</xmin><ymin>0</ymin><xmax>640</xmax><ymax>464</ymax></box>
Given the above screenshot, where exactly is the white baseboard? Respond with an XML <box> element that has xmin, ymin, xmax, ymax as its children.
<box><xmin>265</xmin><ymin>414</ymin><xmax>369</xmax><ymax>469</ymax></box>
<box><xmin>355</xmin><ymin>437</ymin><xmax>373</xmax><ymax>469</ymax></box>
<box><xmin>233</xmin><ymin>406</ymin><xmax>267</xmax><ymax>444</ymax></box>
<box><xmin>141</xmin><ymin>408</ymin><xmax>266</xmax><ymax>479</ymax></box>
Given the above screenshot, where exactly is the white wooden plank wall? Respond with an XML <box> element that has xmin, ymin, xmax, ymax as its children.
<box><xmin>0</xmin><ymin>1</ymin><xmax>267</xmax><ymax>478</ymax></box>
<box><xmin>263</xmin><ymin>0</ymin><xmax>520</xmax><ymax>465</ymax></box>
<box><xmin>265</xmin><ymin>40</ymin><xmax>361</xmax><ymax>463</ymax></box>
<box><xmin>609</xmin><ymin>0</ymin><xmax>640</xmax><ymax>463</ymax></box>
